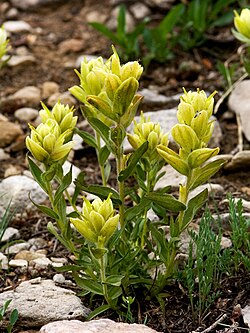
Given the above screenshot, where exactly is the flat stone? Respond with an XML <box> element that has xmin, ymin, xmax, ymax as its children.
<box><xmin>0</xmin><ymin>279</ymin><xmax>90</xmax><ymax>327</ymax></box>
<box><xmin>0</xmin><ymin>148</ymin><xmax>10</xmax><ymax>161</ymax></box>
<box><xmin>31</xmin><ymin>257</ymin><xmax>52</xmax><ymax>269</ymax></box>
<box><xmin>47</xmin><ymin>91</ymin><xmax>76</xmax><ymax>107</ymax></box>
<box><xmin>53</xmin><ymin>274</ymin><xmax>66</xmax><ymax>284</ymax></box>
<box><xmin>228</xmin><ymin>80</ymin><xmax>250</xmax><ymax>141</ymax></box>
<box><xmin>224</xmin><ymin>150</ymin><xmax>250</xmax><ymax>170</ymax></box>
<box><xmin>139</xmin><ymin>88</ymin><xmax>176</xmax><ymax>106</ymax></box>
<box><xmin>0</xmin><ymin>121</ymin><xmax>23</xmax><ymax>148</ymax></box>
<box><xmin>130</xmin><ymin>2</ymin><xmax>151</xmax><ymax>20</ymax></box>
<box><xmin>1</xmin><ymin>227</ymin><xmax>20</xmax><ymax>242</ymax></box>
<box><xmin>5</xmin><ymin>242</ymin><xmax>30</xmax><ymax>254</ymax></box>
<box><xmin>0</xmin><ymin>175</ymin><xmax>47</xmax><ymax>217</ymax></box>
<box><xmin>14</xmin><ymin>107</ymin><xmax>39</xmax><ymax>122</ymax></box>
<box><xmin>155</xmin><ymin>164</ymin><xmax>186</xmax><ymax>190</ymax></box>
<box><xmin>3</xmin><ymin>20</ymin><xmax>32</xmax><ymax>33</ymax></box>
<box><xmin>7</xmin><ymin>55</ymin><xmax>36</xmax><ymax>67</ymax></box>
<box><xmin>242</xmin><ymin>305</ymin><xmax>250</xmax><ymax>327</ymax></box>
<box><xmin>188</xmin><ymin>183</ymin><xmax>224</xmax><ymax>201</ymax></box>
<box><xmin>211</xmin><ymin>212</ymin><xmax>250</xmax><ymax>231</ymax></box>
<box><xmin>9</xmin><ymin>259</ymin><xmax>28</xmax><ymax>267</ymax></box>
<box><xmin>15</xmin><ymin>250</ymin><xmax>46</xmax><ymax>262</ymax></box>
<box><xmin>40</xmin><ymin>318</ymin><xmax>161</xmax><ymax>333</ymax></box>
<box><xmin>58</xmin><ymin>39</ymin><xmax>84</xmax><ymax>54</ymax></box>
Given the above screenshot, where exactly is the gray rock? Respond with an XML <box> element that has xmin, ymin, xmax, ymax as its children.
<box><xmin>5</xmin><ymin>242</ymin><xmax>31</xmax><ymax>254</ymax></box>
<box><xmin>14</xmin><ymin>107</ymin><xmax>39</xmax><ymax>122</ymax></box>
<box><xmin>0</xmin><ymin>175</ymin><xmax>47</xmax><ymax>217</ymax></box>
<box><xmin>32</xmin><ymin>257</ymin><xmax>52</xmax><ymax>269</ymax></box>
<box><xmin>188</xmin><ymin>183</ymin><xmax>224</xmax><ymax>201</ymax></box>
<box><xmin>5</xmin><ymin>7</ymin><xmax>19</xmax><ymax>19</ymax></box>
<box><xmin>211</xmin><ymin>212</ymin><xmax>250</xmax><ymax>231</ymax></box>
<box><xmin>10</xmin><ymin>0</ymin><xmax>64</xmax><ymax>10</ymax></box>
<box><xmin>0</xmin><ymin>252</ymin><xmax>8</xmax><ymax>270</ymax></box>
<box><xmin>1</xmin><ymin>227</ymin><xmax>20</xmax><ymax>242</ymax></box>
<box><xmin>7</xmin><ymin>55</ymin><xmax>36</xmax><ymax>67</ymax></box>
<box><xmin>242</xmin><ymin>305</ymin><xmax>250</xmax><ymax>327</ymax></box>
<box><xmin>62</xmin><ymin>161</ymin><xmax>81</xmax><ymax>196</ymax></box>
<box><xmin>139</xmin><ymin>89</ymin><xmax>179</xmax><ymax>106</ymax></box>
<box><xmin>3</xmin><ymin>20</ymin><xmax>32</xmax><ymax>33</ymax></box>
<box><xmin>53</xmin><ymin>274</ymin><xmax>66</xmax><ymax>284</ymax></box>
<box><xmin>130</xmin><ymin>3</ymin><xmax>151</xmax><ymax>20</ymax></box>
<box><xmin>155</xmin><ymin>164</ymin><xmax>186</xmax><ymax>190</ymax></box>
<box><xmin>0</xmin><ymin>121</ymin><xmax>23</xmax><ymax>148</ymax></box>
<box><xmin>228</xmin><ymin>80</ymin><xmax>250</xmax><ymax>141</ymax></box>
<box><xmin>40</xmin><ymin>318</ymin><xmax>161</xmax><ymax>333</ymax></box>
<box><xmin>224</xmin><ymin>150</ymin><xmax>250</xmax><ymax>170</ymax></box>
<box><xmin>0</xmin><ymin>279</ymin><xmax>90</xmax><ymax>327</ymax></box>
<box><xmin>47</xmin><ymin>91</ymin><xmax>76</xmax><ymax>107</ymax></box>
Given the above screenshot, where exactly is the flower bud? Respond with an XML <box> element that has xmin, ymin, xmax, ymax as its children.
<box><xmin>171</xmin><ymin>124</ymin><xmax>200</xmax><ymax>153</ymax></box>
<box><xmin>190</xmin><ymin>110</ymin><xmax>209</xmax><ymax>139</ymax></box>
<box><xmin>177</xmin><ymin>102</ymin><xmax>195</xmax><ymax>125</ymax></box>
<box><xmin>187</xmin><ymin>147</ymin><xmax>220</xmax><ymax>168</ymax></box>
<box><xmin>157</xmin><ymin>145</ymin><xmax>189</xmax><ymax>175</ymax></box>
<box><xmin>0</xmin><ymin>25</ymin><xmax>9</xmax><ymax>61</ymax></box>
<box><xmin>121</xmin><ymin>61</ymin><xmax>143</xmax><ymax>81</ymax></box>
<box><xmin>233</xmin><ymin>9</ymin><xmax>250</xmax><ymax>42</ymax></box>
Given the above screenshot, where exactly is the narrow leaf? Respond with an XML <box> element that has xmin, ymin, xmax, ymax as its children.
<box><xmin>87</xmin><ymin>304</ymin><xmax>110</xmax><ymax>320</ymax></box>
<box><xmin>118</xmin><ymin>141</ymin><xmax>148</xmax><ymax>181</ymax></box>
<box><xmin>54</xmin><ymin>166</ymin><xmax>72</xmax><ymax>206</ymax></box>
<box><xmin>27</xmin><ymin>156</ymin><xmax>47</xmax><ymax>193</ymax></box>
<box><xmin>99</xmin><ymin>145</ymin><xmax>111</xmax><ymax>166</ymax></box>
<box><xmin>124</xmin><ymin>198</ymin><xmax>151</xmax><ymax>222</ymax></box>
<box><xmin>145</xmin><ymin>192</ymin><xmax>186</xmax><ymax>212</ymax></box>
<box><xmin>28</xmin><ymin>193</ymin><xmax>59</xmax><ymax>220</ymax></box>
<box><xmin>72</xmin><ymin>273</ymin><xmax>103</xmax><ymax>295</ymax></box>
<box><xmin>105</xmin><ymin>275</ymin><xmax>124</xmax><ymax>286</ymax></box>
<box><xmin>74</xmin><ymin>128</ymin><xmax>97</xmax><ymax>148</ymax></box>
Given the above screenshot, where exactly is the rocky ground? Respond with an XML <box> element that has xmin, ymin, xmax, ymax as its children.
<box><xmin>1</xmin><ymin>0</ymin><xmax>250</xmax><ymax>332</ymax></box>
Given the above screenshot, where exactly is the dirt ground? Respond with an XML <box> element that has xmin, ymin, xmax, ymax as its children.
<box><xmin>1</xmin><ymin>1</ymin><xmax>250</xmax><ymax>332</ymax></box>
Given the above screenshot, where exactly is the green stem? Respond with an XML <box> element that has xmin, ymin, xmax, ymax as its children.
<box><xmin>96</xmin><ymin>132</ymin><xmax>107</xmax><ymax>187</ymax></box>
<box><xmin>99</xmin><ymin>255</ymin><xmax>110</xmax><ymax>306</ymax></box>
<box><xmin>116</xmin><ymin>145</ymin><xmax>125</xmax><ymax>228</ymax></box>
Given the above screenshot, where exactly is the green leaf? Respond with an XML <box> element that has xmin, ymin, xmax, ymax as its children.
<box><xmin>0</xmin><ymin>299</ymin><xmax>11</xmax><ymax>317</ymax></box>
<box><xmin>118</xmin><ymin>141</ymin><xmax>148</xmax><ymax>181</ymax></box>
<box><xmin>109</xmin><ymin>286</ymin><xmax>123</xmax><ymax>300</ymax></box>
<box><xmin>54</xmin><ymin>264</ymin><xmax>86</xmax><ymax>272</ymax></box>
<box><xmin>105</xmin><ymin>275</ymin><xmax>124</xmax><ymax>287</ymax></box>
<box><xmin>117</xmin><ymin>5</ymin><xmax>126</xmax><ymax>38</ymax></box>
<box><xmin>182</xmin><ymin>188</ymin><xmax>208</xmax><ymax>230</ymax></box>
<box><xmin>190</xmin><ymin>159</ymin><xmax>225</xmax><ymax>190</ymax></box>
<box><xmin>28</xmin><ymin>194</ymin><xmax>59</xmax><ymax>220</ymax></box>
<box><xmin>72</xmin><ymin>171</ymin><xmax>85</xmax><ymax>206</ymax></box>
<box><xmin>89</xmin><ymin>22</ymin><xmax>120</xmax><ymax>44</ymax></box>
<box><xmin>145</xmin><ymin>192</ymin><xmax>186</xmax><ymax>212</ymax></box>
<box><xmin>124</xmin><ymin>198</ymin><xmax>151</xmax><ymax>222</ymax></box>
<box><xmin>72</xmin><ymin>273</ymin><xmax>103</xmax><ymax>295</ymax></box>
<box><xmin>158</xmin><ymin>3</ymin><xmax>185</xmax><ymax>34</ymax></box>
<box><xmin>9</xmin><ymin>308</ymin><xmax>18</xmax><ymax>325</ymax></box>
<box><xmin>74</xmin><ymin>128</ymin><xmax>97</xmax><ymax>148</ymax></box>
<box><xmin>27</xmin><ymin>156</ymin><xmax>47</xmax><ymax>193</ymax></box>
<box><xmin>74</xmin><ymin>182</ymin><xmax>121</xmax><ymax>205</ymax></box>
<box><xmin>53</xmin><ymin>166</ymin><xmax>72</xmax><ymax>206</ymax></box>
<box><xmin>87</xmin><ymin>304</ymin><xmax>111</xmax><ymax>320</ymax></box>
<box><xmin>99</xmin><ymin>145</ymin><xmax>111</xmax><ymax>166</ymax></box>
<box><xmin>87</xmin><ymin>117</ymin><xmax>115</xmax><ymax>153</ymax></box>
<box><xmin>41</xmin><ymin>163</ymin><xmax>58</xmax><ymax>182</ymax></box>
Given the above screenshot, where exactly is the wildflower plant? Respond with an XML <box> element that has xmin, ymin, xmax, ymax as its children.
<box><xmin>0</xmin><ymin>25</ymin><xmax>10</xmax><ymax>69</ymax></box>
<box><xmin>26</xmin><ymin>47</ymin><xmax>224</xmax><ymax>317</ymax></box>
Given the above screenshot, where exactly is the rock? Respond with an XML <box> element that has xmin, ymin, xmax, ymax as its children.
<box><xmin>7</xmin><ymin>55</ymin><xmax>36</xmax><ymax>67</ymax></box>
<box><xmin>5</xmin><ymin>242</ymin><xmax>31</xmax><ymax>255</ymax></box>
<box><xmin>1</xmin><ymin>227</ymin><xmax>20</xmax><ymax>242</ymax></box>
<box><xmin>62</xmin><ymin>161</ymin><xmax>81</xmax><ymax>196</ymax></box>
<box><xmin>155</xmin><ymin>164</ymin><xmax>186</xmax><ymax>190</ymax></box>
<box><xmin>9</xmin><ymin>0</ymin><xmax>63</xmax><ymax>10</ymax></box>
<box><xmin>28</xmin><ymin>237</ymin><xmax>48</xmax><ymax>250</ymax></box>
<box><xmin>40</xmin><ymin>318</ymin><xmax>161</xmax><ymax>333</ymax></box>
<box><xmin>47</xmin><ymin>91</ymin><xmax>76</xmax><ymax>107</ymax></box>
<box><xmin>0</xmin><ymin>252</ymin><xmax>8</xmax><ymax>269</ymax></box>
<box><xmin>85</xmin><ymin>10</ymin><xmax>107</xmax><ymax>23</ymax></box>
<box><xmin>31</xmin><ymin>257</ymin><xmax>52</xmax><ymax>269</ymax></box>
<box><xmin>58</xmin><ymin>39</ymin><xmax>84</xmax><ymax>54</ymax></box>
<box><xmin>3</xmin><ymin>20</ymin><xmax>32</xmax><ymax>33</ymax></box>
<box><xmin>72</xmin><ymin>133</ymin><xmax>83</xmax><ymax>150</ymax></box>
<box><xmin>221</xmin><ymin>197</ymin><xmax>250</xmax><ymax>211</ymax></box>
<box><xmin>242</xmin><ymin>305</ymin><xmax>250</xmax><ymax>327</ymax></box>
<box><xmin>139</xmin><ymin>88</ymin><xmax>173</xmax><ymax>106</ymax></box>
<box><xmin>0</xmin><ymin>148</ymin><xmax>10</xmax><ymax>161</ymax></box>
<box><xmin>220</xmin><ymin>236</ymin><xmax>232</xmax><ymax>249</ymax></box>
<box><xmin>15</xmin><ymin>250</ymin><xmax>46</xmax><ymax>262</ymax></box>
<box><xmin>1</xmin><ymin>86</ymin><xmax>41</xmax><ymax>112</ymax></box>
<box><xmin>9</xmin><ymin>259</ymin><xmax>28</xmax><ymax>267</ymax></box>
<box><xmin>130</xmin><ymin>2</ymin><xmax>151</xmax><ymax>20</ymax></box>
<box><xmin>4</xmin><ymin>165</ymin><xmax>22</xmax><ymax>178</ymax></box>
<box><xmin>42</xmin><ymin>81</ymin><xmax>60</xmax><ymax>99</ymax></box>
<box><xmin>211</xmin><ymin>212</ymin><xmax>250</xmax><ymax>231</ymax></box>
<box><xmin>224</xmin><ymin>150</ymin><xmax>250</xmax><ymax>171</ymax></box>
<box><xmin>0</xmin><ymin>121</ymin><xmax>23</xmax><ymax>148</ymax></box>
<box><xmin>188</xmin><ymin>183</ymin><xmax>224</xmax><ymax>201</ymax></box>
<box><xmin>0</xmin><ymin>175</ymin><xmax>47</xmax><ymax>217</ymax></box>
<box><xmin>6</xmin><ymin>7</ymin><xmax>19</xmax><ymax>19</ymax></box>
<box><xmin>53</xmin><ymin>274</ymin><xmax>66</xmax><ymax>284</ymax></box>
<box><xmin>0</xmin><ymin>279</ymin><xmax>90</xmax><ymax>327</ymax></box>
<box><xmin>228</xmin><ymin>80</ymin><xmax>250</xmax><ymax>141</ymax></box>
<box><xmin>14</xmin><ymin>107</ymin><xmax>39</xmax><ymax>122</ymax></box>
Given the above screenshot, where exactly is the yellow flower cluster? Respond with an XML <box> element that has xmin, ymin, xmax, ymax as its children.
<box><xmin>0</xmin><ymin>25</ymin><xmax>9</xmax><ymax>61</ymax></box>
<box><xmin>233</xmin><ymin>8</ymin><xmax>250</xmax><ymax>44</ymax></box>
<box><xmin>70</xmin><ymin>47</ymin><xmax>143</xmax><ymax>127</ymax></box>
<box><xmin>157</xmin><ymin>89</ymin><xmax>219</xmax><ymax>175</ymax></box>
<box><xmin>70</xmin><ymin>195</ymin><xmax>119</xmax><ymax>248</ymax></box>
<box><xmin>26</xmin><ymin>102</ymin><xmax>77</xmax><ymax>164</ymax></box>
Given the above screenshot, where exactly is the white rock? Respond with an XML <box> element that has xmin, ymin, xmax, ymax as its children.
<box><xmin>0</xmin><ymin>279</ymin><xmax>90</xmax><ymax>327</ymax></box>
<box><xmin>14</xmin><ymin>250</ymin><xmax>46</xmax><ymax>262</ymax></box>
<box><xmin>9</xmin><ymin>259</ymin><xmax>28</xmax><ymax>267</ymax></box>
<box><xmin>242</xmin><ymin>305</ymin><xmax>250</xmax><ymax>327</ymax></box>
<box><xmin>42</xmin><ymin>81</ymin><xmax>60</xmax><ymax>99</ymax></box>
<box><xmin>7</xmin><ymin>55</ymin><xmax>36</xmax><ymax>67</ymax></box>
<box><xmin>32</xmin><ymin>257</ymin><xmax>52</xmax><ymax>269</ymax></box>
<box><xmin>4</xmin><ymin>20</ymin><xmax>32</xmax><ymax>33</ymax></box>
<box><xmin>28</xmin><ymin>237</ymin><xmax>48</xmax><ymax>250</ymax></box>
<box><xmin>72</xmin><ymin>133</ymin><xmax>83</xmax><ymax>150</ymax></box>
<box><xmin>0</xmin><ymin>175</ymin><xmax>47</xmax><ymax>217</ymax></box>
<box><xmin>220</xmin><ymin>236</ymin><xmax>232</xmax><ymax>249</ymax></box>
<box><xmin>14</xmin><ymin>107</ymin><xmax>39</xmax><ymax>122</ymax></box>
<box><xmin>130</xmin><ymin>2</ymin><xmax>151</xmax><ymax>20</ymax></box>
<box><xmin>224</xmin><ymin>150</ymin><xmax>250</xmax><ymax>170</ymax></box>
<box><xmin>1</xmin><ymin>227</ymin><xmax>20</xmax><ymax>242</ymax></box>
<box><xmin>11</xmin><ymin>86</ymin><xmax>41</xmax><ymax>106</ymax></box>
<box><xmin>0</xmin><ymin>121</ymin><xmax>23</xmax><ymax>148</ymax></box>
<box><xmin>53</xmin><ymin>274</ymin><xmax>66</xmax><ymax>284</ymax></box>
<box><xmin>75</xmin><ymin>55</ymin><xmax>107</xmax><ymax>68</ymax></box>
<box><xmin>140</xmin><ymin>88</ymin><xmax>175</xmax><ymax>106</ymax></box>
<box><xmin>0</xmin><ymin>252</ymin><xmax>9</xmax><ymax>269</ymax></box>
<box><xmin>5</xmin><ymin>242</ymin><xmax>30</xmax><ymax>254</ymax></box>
<box><xmin>228</xmin><ymin>80</ymin><xmax>250</xmax><ymax>141</ymax></box>
<box><xmin>47</xmin><ymin>91</ymin><xmax>76</xmax><ymax>107</ymax></box>
<box><xmin>155</xmin><ymin>164</ymin><xmax>186</xmax><ymax>190</ymax></box>
<box><xmin>40</xmin><ymin>318</ymin><xmax>161</xmax><ymax>333</ymax></box>
<box><xmin>6</xmin><ymin>8</ymin><xmax>19</xmax><ymax>19</ymax></box>
<box><xmin>62</xmin><ymin>161</ymin><xmax>81</xmax><ymax>196</ymax></box>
